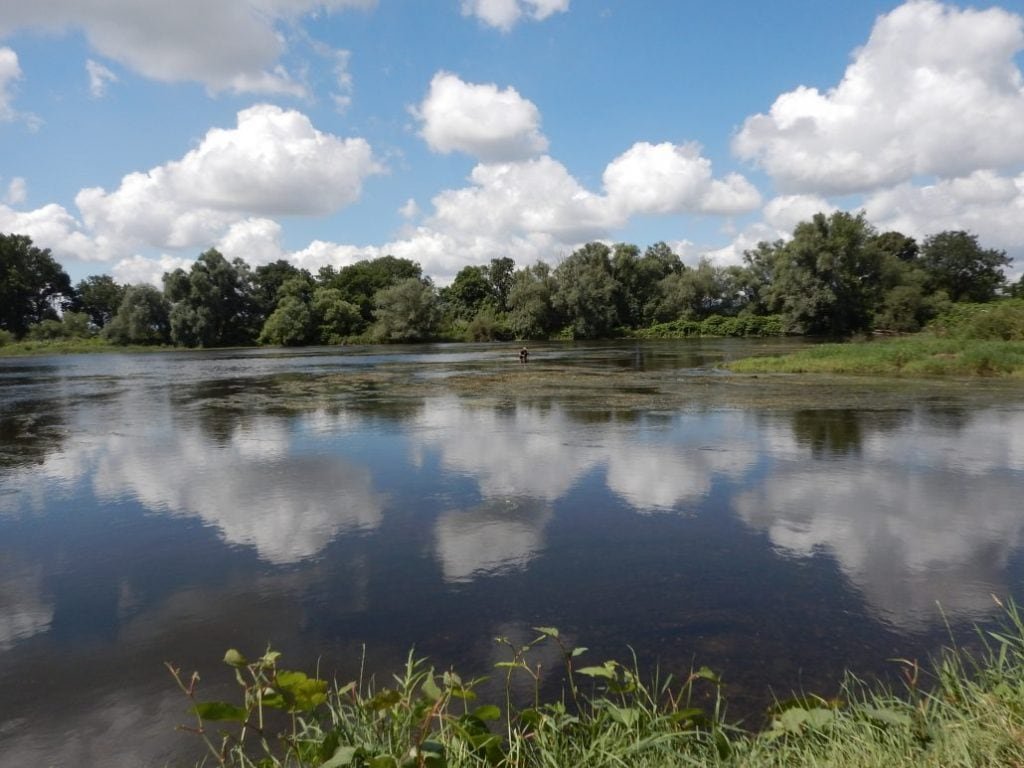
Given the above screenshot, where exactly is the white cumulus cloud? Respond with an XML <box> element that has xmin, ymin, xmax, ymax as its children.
<box><xmin>734</xmin><ymin>0</ymin><xmax>1024</xmax><ymax>195</ymax></box>
<box><xmin>74</xmin><ymin>104</ymin><xmax>382</xmax><ymax>258</ymax></box>
<box><xmin>460</xmin><ymin>0</ymin><xmax>569</xmax><ymax>31</ymax></box>
<box><xmin>603</xmin><ymin>142</ymin><xmax>761</xmax><ymax>216</ymax></box>
<box><xmin>0</xmin><ymin>0</ymin><xmax>375</xmax><ymax>95</ymax></box>
<box><xmin>415</xmin><ymin>72</ymin><xmax>549</xmax><ymax>161</ymax></box>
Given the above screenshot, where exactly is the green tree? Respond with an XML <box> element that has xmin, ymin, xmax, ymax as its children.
<box><xmin>26</xmin><ymin>311</ymin><xmax>94</xmax><ymax>341</ymax></box>
<box><xmin>769</xmin><ymin>212</ymin><xmax>882</xmax><ymax>335</ymax></box>
<box><xmin>259</xmin><ymin>296</ymin><xmax>313</xmax><ymax>346</ymax></box>
<box><xmin>104</xmin><ymin>284</ymin><xmax>171</xmax><ymax>345</ymax></box>
<box><xmin>76</xmin><ymin>274</ymin><xmax>127</xmax><ymax>329</ymax></box>
<box><xmin>442</xmin><ymin>265</ymin><xmax>493</xmax><ymax>321</ymax></box>
<box><xmin>322</xmin><ymin>256</ymin><xmax>422</xmax><ymax>324</ymax></box>
<box><xmin>483</xmin><ymin>256</ymin><xmax>515</xmax><ymax>313</ymax></box>
<box><xmin>252</xmin><ymin>260</ymin><xmax>306</xmax><ymax>323</ymax></box>
<box><xmin>371</xmin><ymin>277</ymin><xmax>441</xmax><ymax>342</ymax></box>
<box><xmin>0</xmin><ymin>233</ymin><xmax>76</xmax><ymax>338</ymax></box>
<box><xmin>163</xmin><ymin>249</ymin><xmax>259</xmax><ymax>347</ymax></box>
<box><xmin>919</xmin><ymin>230</ymin><xmax>1010</xmax><ymax>303</ymax></box>
<box><xmin>508</xmin><ymin>261</ymin><xmax>559</xmax><ymax>339</ymax></box>
<box><xmin>553</xmin><ymin>242</ymin><xmax>621</xmax><ymax>338</ymax></box>
<box><xmin>649</xmin><ymin>258</ymin><xmax>733</xmax><ymax>321</ymax></box>
<box><xmin>311</xmin><ymin>287</ymin><xmax>362</xmax><ymax>344</ymax></box>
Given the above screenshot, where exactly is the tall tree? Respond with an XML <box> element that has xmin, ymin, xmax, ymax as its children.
<box><xmin>322</xmin><ymin>256</ymin><xmax>422</xmax><ymax>324</ymax></box>
<box><xmin>76</xmin><ymin>274</ymin><xmax>127</xmax><ymax>329</ymax></box>
<box><xmin>371</xmin><ymin>277</ymin><xmax>441</xmax><ymax>342</ymax></box>
<box><xmin>104</xmin><ymin>284</ymin><xmax>171</xmax><ymax>345</ymax></box>
<box><xmin>919</xmin><ymin>230</ymin><xmax>1009</xmax><ymax>303</ymax></box>
<box><xmin>0</xmin><ymin>233</ymin><xmax>76</xmax><ymax>338</ymax></box>
<box><xmin>483</xmin><ymin>256</ymin><xmax>515</xmax><ymax>313</ymax></box>
<box><xmin>508</xmin><ymin>262</ymin><xmax>559</xmax><ymax>339</ymax></box>
<box><xmin>163</xmin><ymin>249</ymin><xmax>258</xmax><ymax>347</ymax></box>
<box><xmin>553</xmin><ymin>242</ymin><xmax>621</xmax><ymax>338</ymax></box>
<box><xmin>769</xmin><ymin>212</ymin><xmax>882</xmax><ymax>335</ymax></box>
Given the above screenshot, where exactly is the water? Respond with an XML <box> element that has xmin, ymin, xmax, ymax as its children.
<box><xmin>1</xmin><ymin>340</ymin><xmax>1023</xmax><ymax>766</ymax></box>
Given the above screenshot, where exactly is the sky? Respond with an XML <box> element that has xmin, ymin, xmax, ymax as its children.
<box><xmin>1</xmin><ymin>0</ymin><xmax>1023</xmax><ymax>286</ymax></box>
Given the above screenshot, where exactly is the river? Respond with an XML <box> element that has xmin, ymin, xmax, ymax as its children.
<box><xmin>1</xmin><ymin>339</ymin><xmax>1023</xmax><ymax>766</ymax></box>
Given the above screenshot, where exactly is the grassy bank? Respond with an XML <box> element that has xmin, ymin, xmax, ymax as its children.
<box><xmin>170</xmin><ymin>605</ymin><xmax>1024</xmax><ymax>767</ymax></box>
<box><xmin>0</xmin><ymin>337</ymin><xmax>178</xmax><ymax>356</ymax></box>
<box><xmin>724</xmin><ymin>336</ymin><xmax>1024</xmax><ymax>377</ymax></box>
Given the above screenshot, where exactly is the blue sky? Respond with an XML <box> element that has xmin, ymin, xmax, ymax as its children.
<box><xmin>1</xmin><ymin>0</ymin><xmax>1022</xmax><ymax>285</ymax></box>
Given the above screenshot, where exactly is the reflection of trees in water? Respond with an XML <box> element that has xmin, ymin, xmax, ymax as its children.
<box><xmin>788</xmin><ymin>409</ymin><xmax>909</xmax><ymax>456</ymax></box>
<box><xmin>0</xmin><ymin>401</ymin><xmax>67</xmax><ymax>469</ymax></box>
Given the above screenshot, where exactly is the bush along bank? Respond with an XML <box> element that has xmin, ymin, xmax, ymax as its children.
<box><xmin>168</xmin><ymin>604</ymin><xmax>1024</xmax><ymax>767</ymax></box>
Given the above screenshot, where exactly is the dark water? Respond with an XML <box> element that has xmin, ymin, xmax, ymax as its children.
<box><xmin>1</xmin><ymin>340</ymin><xmax>1023</xmax><ymax>767</ymax></box>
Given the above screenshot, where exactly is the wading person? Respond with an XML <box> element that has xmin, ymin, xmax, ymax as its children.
<box><xmin>519</xmin><ymin>347</ymin><xmax>529</xmax><ymax>363</ymax></box>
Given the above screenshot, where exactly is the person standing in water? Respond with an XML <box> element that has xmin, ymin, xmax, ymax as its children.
<box><xmin>519</xmin><ymin>347</ymin><xmax>529</xmax><ymax>363</ymax></box>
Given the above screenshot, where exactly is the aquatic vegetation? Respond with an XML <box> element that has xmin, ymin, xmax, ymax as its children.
<box><xmin>726</xmin><ymin>337</ymin><xmax>1024</xmax><ymax>378</ymax></box>
<box><xmin>170</xmin><ymin>604</ymin><xmax>1024</xmax><ymax>767</ymax></box>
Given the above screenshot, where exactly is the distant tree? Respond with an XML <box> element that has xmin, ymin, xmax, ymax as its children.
<box><xmin>483</xmin><ymin>256</ymin><xmax>515</xmax><ymax>313</ymax></box>
<box><xmin>259</xmin><ymin>296</ymin><xmax>313</xmax><ymax>346</ymax></box>
<box><xmin>0</xmin><ymin>233</ymin><xmax>76</xmax><ymax>338</ymax></box>
<box><xmin>257</xmin><ymin>274</ymin><xmax>317</xmax><ymax>345</ymax></box>
<box><xmin>508</xmin><ymin>262</ymin><xmax>560</xmax><ymax>339</ymax></box>
<box><xmin>104</xmin><ymin>285</ymin><xmax>171</xmax><ymax>345</ymax></box>
<box><xmin>76</xmin><ymin>274</ymin><xmax>127</xmax><ymax>329</ymax></box>
<box><xmin>442</xmin><ymin>265</ymin><xmax>493</xmax><ymax>321</ymax></box>
<box><xmin>311</xmin><ymin>287</ymin><xmax>362</xmax><ymax>344</ymax></box>
<box><xmin>252</xmin><ymin>260</ymin><xmax>306</xmax><ymax>322</ymax></box>
<box><xmin>553</xmin><ymin>242</ymin><xmax>621</xmax><ymax>338</ymax></box>
<box><xmin>371</xmin><ymin>277</ymin><xmax>441</xmax><ymax>342</ymax></box>
<box><xmin>323</xmin><ymin>256</ymin><xmax>422</xmax><ymax>324</ymax></box>
<box><xmin>769</xmin><ymin>212</ymin><xmax>882</xmax><ymax>335</ymax></box>
<box><xmin>163</xmin><ymin>249</ymin><xmax>258</xmax><ymax>347</ymax></box>
<box><xmin>26</xmin><ymin>311</ymin><xmax>93</xmax><ymax>340</ymax></box>
<box><xmin>650</xmin><ymin>258</ymin><xmax>732</xmax><ymax>321</ymax></box>
<box><xmin>919</xmin><ymin>230</ymin><xmax>1010</xmax><ymax>303</ymax></box>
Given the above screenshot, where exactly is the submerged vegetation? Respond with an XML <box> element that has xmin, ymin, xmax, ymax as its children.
<box><xmin>170</xmin><ymin>604</ymin><xmax>1024</xmax><ymax>767</ymax></box>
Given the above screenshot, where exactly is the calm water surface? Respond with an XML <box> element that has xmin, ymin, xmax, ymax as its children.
<box><xmin>1</xmin><ymin>340</ymin><xmax>1023</xmax><ymax>767</ymax></box>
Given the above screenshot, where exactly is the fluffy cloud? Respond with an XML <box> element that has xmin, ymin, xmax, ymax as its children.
<box><xmin>110</xmin><ymin>253</ymin><xmax>193</xmax><ymax>287</ymax></box>
<box><xmin>415</xmin><ymin>72</ymin><xmax>549</xmax><ymax>161</ymax></box>
<box><xmin>0</xmin><ymin>0</ymin><xmax>375</xmax><ymax>95</ymax></box>
<box><xmin>864</xmin><ymin>170</ymin><xmax>1024</xmax><ymax>266</ymax></box>
<box><xmin>0</xmin><ymin>46</ymin><xmax>22</xmax><ymax>121</ymax></box>
<box><xmin>0</xmin><ymin>201</ymin><xmax>105</xmax><ymax>262</ymax></box>
<box><xmin>603</xmin><ymin>142</ymin><xmax>761</xmax><ymax>216</ymax></box>
<box><xmin>460</xmin><ymin>0</ymin><xmax>569</xmax><ymax>31</ymax></box>
<box><xmin>75</xmin><ymin>104</ymin><xmax>382</xmax><ymax>258</ymax></box>
<box><xmin>85</xmin><ymin>59</ymin><xmax>118</xmax><ymax>98</ymax></box>
<box><xmin>734</xmin><ymin>0</ymin><xmax>1024</xmax><ymax>194</ymax></box>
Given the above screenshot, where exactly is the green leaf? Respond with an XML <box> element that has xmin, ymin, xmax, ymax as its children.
<box><xmin>321</xmin><ymin>745</ymin><xmax>361</xmax><ymax>768</ymax></box>
<box><xmin>577</xmin><ymin>665</ymin><xmax>616</xmax><ymax>680</ymax></box>
<box><xmin>368</xmin><ymin>689</ymin><xmax>402</xmax><ymax>711</ymax></box>
<box><xmin>191</xmin><ymin>701</ymin><xmax>248</xmax><ymax>722</ymax></box>
<box><xmin>606</xmin><ymin>705</ymin><xmax>641</xmax><ymax>728</ymax></box>
<box><xmin>570</xmin><ymin>647</ymin><xmax>588</xmax><ymax>658</ymax></box>
<box><xmin>368</xmin><ymin>756</ymin><xmax>399</xmax><ymax>768</ymax></box>
<box><xmin>533</xmin><ymin>626</ymin><xmax>559</xmax><ymax>638</ymax></box>
<box><xmin>693</xmin><ymin>666</ymin><xmax>720</xmax><ymax>684</ymax></box>
<box><xmin>421</xmin><ymin>674</ymin><xmax>443</xmax><ymax>702</ymax></box>
<box><xmin>473</xmin><ymin>704</ymin><xmax>501</xmax><ymax>721</ymax></box>
<box><xmin>859</xmin><ymin>705</ymin><xmax>913</xmax><ymax>728</ymax></box>
<box><xmin>222</xmin><ymin>649</ymin><xmax>248</xmax><ymax>668</ymax></box>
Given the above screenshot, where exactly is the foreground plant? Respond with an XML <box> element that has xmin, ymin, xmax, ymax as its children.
<box><xmin>169</xmin><ymin>602</ymin><xmax>1024</xmax><ymax>767</ymax></box>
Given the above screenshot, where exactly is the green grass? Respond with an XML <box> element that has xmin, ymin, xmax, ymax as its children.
<box><xmin>725</xmin><ymin>336</ymin><xmax>1024</xmax><ymax>378</ymax></box>
<box><xmin>0</xmin><ymin>337</ymin><xmax>178</xmax><ymax>356</ymax></box>
<box><xmin>169</xmin><ymin>605</ymin><xmax>1024</xmax><ymax>767</ymax></box>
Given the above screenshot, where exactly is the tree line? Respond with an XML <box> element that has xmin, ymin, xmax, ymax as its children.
<box><xmin>1</xmin><ymin>211</ymin><xmax>1018</xmax><ymax>348</ymax></box>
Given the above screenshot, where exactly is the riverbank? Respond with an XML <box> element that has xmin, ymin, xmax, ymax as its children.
<box><xmin>725</xmin><ymin>336</ymin><xmax>1024</xmax><ymax>377</ymax></box>
<box><xmin>174</xmin><ymin>604</ymin><xmax>1024</xmax><ymax>767</ymax></box>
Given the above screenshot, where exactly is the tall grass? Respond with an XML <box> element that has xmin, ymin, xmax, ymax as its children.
<box><xmin>169</xmin><ymin>604</ymin><xmax>1024</xmax><ymax>767</ymax></box>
